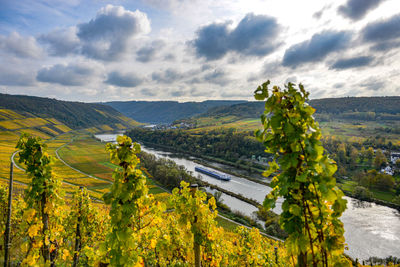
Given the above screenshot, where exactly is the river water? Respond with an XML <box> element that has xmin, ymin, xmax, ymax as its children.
<box><xmin>95</xmin><ymin>134</ymin><xmax>400</xmax><ymax>260</ymax></box>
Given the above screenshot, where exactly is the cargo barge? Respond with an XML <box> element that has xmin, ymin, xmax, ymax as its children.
<box><xmin>194</xmin><ymin>166</ymin><xmax>231</xmax><ymax>181</ymax></box>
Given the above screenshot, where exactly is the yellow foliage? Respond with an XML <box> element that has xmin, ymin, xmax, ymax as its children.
<box><xmin>53</xmin><ymin>124</ymin><xmax>72</xmax><ymax>133</ymax></box>
<box><xmin>100</xmin><ymin>124</ymin><xmax>113</xmax><ymax>131</ymax></box>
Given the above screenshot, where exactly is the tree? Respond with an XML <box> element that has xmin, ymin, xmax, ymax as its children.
<box><xmin>374</xmin><ymin>174</ymin><xmax>395</xmax><ymax>191</ymax></box>
<box><xmin>254</xmin><ymin>81</ymin><xmax>349</xmax><ymax>266</ymax></box>
<box><xmin>337</xmin><ymin>143</ymin><xmax>347</xmax><ymax>164</ymax></box>
<box><xmin>374</xmin><ymin>149</ymin><xmax>387</xmax><ymax>169</ymax></box>
<box><xmin>366</xmin><ymin>147</ymin><xmax>374</xmax><ymax>162</ymax></box>
<box><xmin>360</xmin><ymin>146</ymin><xmax>366</xmax><ymax>162</ymax></box>
<box><xmin>393</xmin><ymin>195</ymin><xmax>400</xmax><ymax>205</ymax></box>
<box><xmin>353</xmin><ymin>186</ymin><xmax>373</xmax><ymax>201</ymax></box>
<box><xmin>395</xmin><ymin>159</ymin><xmax>400</xmax><ymax>169</ymax></box>
<box><xmin>349</xmin><ymin>147</ymin><xmax>358</xmax><ymax>169</ymax></box>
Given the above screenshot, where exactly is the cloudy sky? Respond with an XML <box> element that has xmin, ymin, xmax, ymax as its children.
<box><xmin>0</xmin><ymin>0</ymin><xmax>399</xmax><ymax>102</ymax></box>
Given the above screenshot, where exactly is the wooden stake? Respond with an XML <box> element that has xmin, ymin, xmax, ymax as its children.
<box><xmin>73</xmin><ymin>187</ymin><xmax>84</xmax><ymax>267</ymax></box>
<box><xmin>190</xmin><ymin>184</ymin><xmax>201</xmax><ymax>267</ymax></box>
<box><xmin>4</xmin><ymin>162</ymin><xmax>14</xmax><ymax>267</ymax></box>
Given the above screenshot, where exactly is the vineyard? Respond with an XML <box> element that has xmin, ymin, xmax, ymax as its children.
<box><xmin>1</xmin><ymin>134</ymin><xmax>287</xmax><ymax>266</ymax></box>
<box><xmin>0</xmin><ymin>108</ymin><xmax>289</xmax><ymax>266</ymax></box>
<box><xmin>0</xmin><ymin>84</ymin><xmax>398</xmax><ymax>266</ymax></box>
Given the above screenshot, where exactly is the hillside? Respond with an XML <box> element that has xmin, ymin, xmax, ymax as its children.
<box><xmin>194</xmin><ymin>96</ymin><xmax>400</xmax><ymax>121</ymax></box>
<box><xmin>0</xmin><ymin>93</ymin><xmax>140</xmax><ymax>130</ymax></box>
<box><xmin>0</xmin><ymin>108</ymin><xmax>72</xmax><ymax>139</ymax></box>
<box><xmin>103</xmin><ymin>100</ymin><xmax>246</xmax><ymax>124</ymax></box>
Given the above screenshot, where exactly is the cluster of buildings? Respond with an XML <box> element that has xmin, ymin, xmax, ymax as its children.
<box><xmin>380</xmin><ymin>152</ymin><xmax>400</xmax><ymax>176</ymax></box>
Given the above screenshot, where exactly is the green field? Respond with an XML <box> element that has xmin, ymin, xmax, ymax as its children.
<box><xmin>57</xmin><ymin>132</ymin><xmax>174</xmax><ymax>198</ymax></box>
<box><xmin>190</xmin><ymin>115</ymin><xmax>400</xmax><ymax>146</ymax></box>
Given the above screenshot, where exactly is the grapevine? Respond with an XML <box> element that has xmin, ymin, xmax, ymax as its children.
<box><xmin>16</xmin><ymin>133</ymin><xmax>65</xmax><ymax>265</ymax></box>
<box><xmin>254</xmin><ymin>81</ymin><xmax>350</xmax><ymax>266</ymax></box>
<box><xmin>102</xmin><ymin>135</ymin><xmax>164</xmax><ymax>266</ymax></box>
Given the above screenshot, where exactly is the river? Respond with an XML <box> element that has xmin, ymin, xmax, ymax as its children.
<box><xmin>95</xmin><ymin>133</ymin><xmax>400</xmax><ymax>260</ymax></box>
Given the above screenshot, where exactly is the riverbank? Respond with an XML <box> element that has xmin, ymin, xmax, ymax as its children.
<box><xmin>137</xmin><ymin>140</ymin><xmax>265</xmax><ymax>172</ymax></box>
<box><xmin>137</xmin><ymin>140</ymin><xmax>400</xmax><ymax>211</ymax></box>
<box><xmin>341</xmin><ymin>188</ymin><xmax>400</xmax><ymax>211</ymax></box>
<box><xmin>99</xmin><ymin>133</ymin><xmax>400</xmax><ymax>260</ymax></box>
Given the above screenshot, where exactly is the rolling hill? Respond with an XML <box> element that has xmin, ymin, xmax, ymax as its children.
<box><xmin>193</xmin><ymin>96</ymin><xmax>400</xmax><ymax>121</ymax></box>
<box><xmin>103</xmin><ymin>100</ymin><xmax>246</xmax><ymax>124</ymax></box>
<box><xmin>0</xmin><ymin>93</ymin><xmax>140</xmax><ymax>130</ymax></box>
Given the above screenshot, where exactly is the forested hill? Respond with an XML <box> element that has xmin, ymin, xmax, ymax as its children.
<box><xmin>0</xmin><ymin>93</ymin><xmax>140</xmax><ymax>129</ymax></box>
<box><xmin>197</xmin><ymin>96</ymin><xmax>400</xmax><ymax>121</ymax></box>
<box><xmin>103</xmin><ymin>100</ymin><xmax>246</xmax><ymax>124</ymax></box>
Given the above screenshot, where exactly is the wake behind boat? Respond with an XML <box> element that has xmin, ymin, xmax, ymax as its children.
<box><xmin>195</xmin><ymin>166</ymin><xmax>231</xmax><ymax>181</ymax></box>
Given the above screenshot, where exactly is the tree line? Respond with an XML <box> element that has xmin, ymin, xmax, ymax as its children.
<box><xmin>127</xmin><ymin>128</ymin><xmax>266</xmax><ymax>164</ymax></box>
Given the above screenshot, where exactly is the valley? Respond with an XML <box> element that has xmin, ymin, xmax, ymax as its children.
<box><xmin>1</xmin><ymin>94</ymin><xmax>400</xmax><ymax>265</ymax></box>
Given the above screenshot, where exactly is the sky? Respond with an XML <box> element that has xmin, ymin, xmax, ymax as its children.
<box><xmin>0</xmin><ymin>0</ymin><xmax>399</xmax><ymax>102</ymax></box>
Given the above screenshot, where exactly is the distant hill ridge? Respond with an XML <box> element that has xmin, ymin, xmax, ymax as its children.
<box><xmin>104</xmin><ymin>97</ymin><xmax>400</xmax><ymax>124</ymax></box>
<box><xmin>197</xmin><ymin>96</ymin><xmax>400</xmax><ymax>119</ymax></box>
<box><xmin>103</xmin><ymin>100</ymin><xmax>246</xmax><ymax>124</ymax></box>
<box><xmin>0</xmin><ymin>93</ymin><xmax>140</xmax><ymax>129</ymax></box>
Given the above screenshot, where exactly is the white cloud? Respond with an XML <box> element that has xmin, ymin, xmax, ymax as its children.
<box><xmin>0</xmin><ymin>65</ymin><xmax>36</xmax><ymax>86</ymax></box>
<box><xmin>0</xmin><ymin>32</ymin><xmax>43</xmax><ymax>58</ymax></box>
<box><xmin>77</xmin><ymin>5</ymin><xmax>151</xmax><ymax>61</ymax></box>
<box><xmin>1</xmin><ymin>0</ymin><xmax>399</xmax><ymax>101</ymax></box>
<box><xmin>37</xmin><ymin>62</ymin><xmax>102</xmax><ymax>86</ymax></box>
<box><xmin>39</xmin><ymin>27</ymin><xmax>80</xmax><ymax>56</ymax></box>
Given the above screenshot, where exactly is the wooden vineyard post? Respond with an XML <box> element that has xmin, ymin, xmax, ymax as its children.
<box><xmin>4</xmin><ymin>162</ymin><xmax>14</xmax><ymax>267</ymax></box>
<box><xmin>73</xmin><ymin>186</ymin><xmax>83</xmax><ymax>267</ymax></box>
<box><xmin>190</xmin><ymin>184</ymin><xmax>201</xmax><ymax>267</ymax></box>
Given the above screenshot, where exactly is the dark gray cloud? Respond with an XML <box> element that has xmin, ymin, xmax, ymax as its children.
<box><xmin>360</xmin><ymin>77</ymin><xmax>385</xmax><ymax>91</ymax></box>
<box><xmin>262</xmin><ymin>60</ymin><xmax>284</xmax><ymax>77</ymax></box>
<box><xmin>190</xmin><ymin>88</ymin><xmax>212</xmax><ymax>97</ymax></box>
<box><xmin>77</xmin><ymin>5</ymin><xmax>150</xmax><ymax>61</ymax></box>
<box><xmin>192</xmin><ymin>13</ymin><xmax>280</xmax><ymax>60</ymax></box>
<box><xmin>370</xmin><ymin>41</ymin><xmax>400</xmax><ymax>52</ymax></box>
<box><xmin>191</xmin><ymin>22</ymin><xmax>231</xmax><ymax>60</ymax></box>
<box><xmin>37</xmin><ymin>63</ymin><xmax>95</xmax><ymax>86</ymax></box>
<box><xmin>0</xmin><ymin>66</ymin><xmax>36</xmax><ymax>86</ymax></box>
<box><xmin>39</xmin><ymin>28</ymin><xmax>80</xmax><ymax>56</ymax></box>
<box><xmin>247</xmin><ymin>74</ymin><xmax>258</xmax><ymax>82</ymax></box>
<box><xmin>285</xmin><ymin>76</ymin><xmax>297</xmax><ymax>84</ymax></box>
<box><xmin>246</xmin><ymin>60</ymin><xmax>283</xmax><ymax>82</ymax></box>
<box><xmin>313</xmin><ymin>5</ymin><xmax>331</xmax><ymax>20</ymax></box>
<box><xmin>282</xmin><ymin>31</ymin><xmax>351</xmax><ymax>68</ymax></box>
<box><xmin>313</xmin><ymin>10</ymin><xmax>324</xmax><ymax>20</ymax></box>
<box><xmin>186</xmin><ymin>77</ymin><xmax>202</xmax><ymax>84</ymax></box>
<box><xmin>330</xmin><ymin>56</ymin><xmax>374</xmax><ymax>69</ymax></box>
<box><xmin>0</xmin><ymin>32</ymin><xmax>42</xmax><ymax>58</ymax></box>
<box><xmin>201</xmin><ymin>64</ymin><xmax>212</xmax><ymax>71</ymax></box>
<box><xmin>170</xmin><ymin>89</ymin><xmax>186</xmax><ymax>97</ymax></box>
<box><xmin>333</xmin><ymin>82</ymin><xmax>345</xmax><ymax>89</ymax></box>
<box><xmin>105</xmin><ymin>71</ymin><xmax>143</xmax><ymax>87</ymax></box>
<box><xmin>136</xmin><ymin>40</ymin><xmax>165</xmax><ymax>62</ymax></box>
<box><xmin>203</xmin><ymin>69</ymin><xmax>230</xmax><ymax>86</ymax></box>
<box><xmin>229</xmin><ymin>13</ymin><xmax>281</xmax><ymax>56</ymax></box>
<box><xmin>152</xmin><ymin>68</ymin><xmax>183</xmax><ymax>84</ymax></box>
<box><xmin>141</xmin><ymin>88</ymin><xmax>156</xmax><ymax>96</ymax></box>
<box><xmin>362</xmin><ymin>14</ymin><xmax>400</xmax><ymax>43</ymax></box>
<box><xmin>163</xmin><ymin>53</ymin><xmax>176</xmax><ymax>61</ymax></box>
<box><xmin>338</xmin><ymin>0</ymin><xmax>385</xmax><ymax>21</ymax></box>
